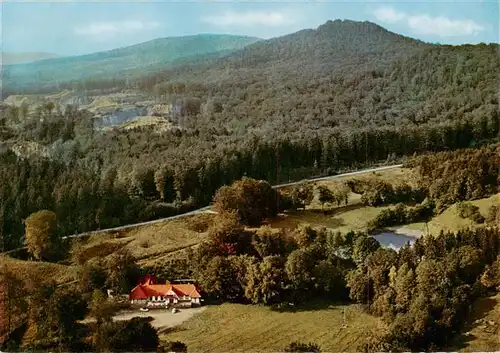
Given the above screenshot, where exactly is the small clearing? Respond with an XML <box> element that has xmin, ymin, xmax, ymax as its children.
<box><xmin>268</xmin><ymin>205</ymin><xmax>391</xmax><ymax>233</ymax></box>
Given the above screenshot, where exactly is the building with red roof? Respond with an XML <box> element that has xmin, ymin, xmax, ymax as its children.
<box><xmin>129</xmin><ymin>276</ymin><xmax>202</xmax><ymax>308</ymax></box>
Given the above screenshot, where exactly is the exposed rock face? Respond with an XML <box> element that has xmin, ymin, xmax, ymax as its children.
<box><xmin>10</xmin><ymin>141</ymin><xmax>50</xmax><ymax>159</ymax></box>
<box><xmin>62</xmin><ymin>96</ymin><xmax>86</xmax><ymax>107</ymax></box>
<box><xmin>94</xmin><ymin>106</ymin><xmax>148</xmax><ymax>128</ymax></box>
<box><xmin>148</xmin><ymin>104</ymin><xmax>172</xmax><ymax>117</ymax></box>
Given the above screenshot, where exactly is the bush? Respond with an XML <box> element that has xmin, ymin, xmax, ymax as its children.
<box><xmin>72</xmin><ymin>242</ymin><xmax>125</xmax><ymax>265</ymax></box>
<box><xmin>107</xmin><ymin>317</ymin><xmax>159</xmax><ymax>352</ymax></box>
<box><xmin>368</xmin><ymin>202</ymin><xmax>435</xmax><ymax>231</ymax></box>
<box><xmin>486</xmin><ymin>205</ymin><xmax>500</xmax><ymax>225</ymax></box>
<box><xmin>283</xmin><ymin>341</ymin><xmax>321</xmax><ymax>352</ymax></box>
<box><xmin>161</xmin><ymin>341</ymin><xmax>187</xmax><ymax>353</ymax></box>
<box><xmin>456</xmin><ymin>202</ymin><xmax>485</xmax><ymax>224</ymax></box>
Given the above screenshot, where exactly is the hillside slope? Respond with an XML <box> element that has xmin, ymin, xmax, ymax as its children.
<box><xmin>148</xmin><ymin>20</ymin><xmax>429</xmax><ymax>84</ymax></box>
<box><xmin>142</xmin><ymin>22</ymin><xmax>498</xmax><ymax>135</ymax></box>
<box><xmin>2</xmin><ymin>34</ymin><xmax>261</xmax><ymax>92</ymax></box>
<box><xmin>216</xmin><ymin>20</ymin><xmax>429</xmax><ymax>74</ymax></box>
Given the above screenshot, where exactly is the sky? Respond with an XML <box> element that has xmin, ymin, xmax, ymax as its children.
<box><xmin>1</xmin><ymin>0</ymin><xmax>498</xmax><ymax>57</ymax></box>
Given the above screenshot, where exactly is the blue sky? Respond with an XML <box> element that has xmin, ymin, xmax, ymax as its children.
<box><xmin>2</xmin><ymin>0</ymin><xmax>498</xmax><ymax>56</ymax></box>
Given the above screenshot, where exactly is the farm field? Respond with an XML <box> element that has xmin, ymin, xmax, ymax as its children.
<box><xmin>161</xmin><ymin>302</ymin><xmax>384</xmax><ymax>352</ymax></box>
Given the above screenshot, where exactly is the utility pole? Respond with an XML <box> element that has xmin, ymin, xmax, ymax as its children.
<box><xmin>341</xmin><ymin>307</ymin><xmax>348</xmax><ymax>329</ymax></box>
<box><xmin>276</xmin><ymin>141</ymin><xmax>280</xmax><ymax>208</ymax></box>
<box><xmin>365</xmin><ymin>129</ymin><xmax>368</xmax><ymax>166</ymax></box>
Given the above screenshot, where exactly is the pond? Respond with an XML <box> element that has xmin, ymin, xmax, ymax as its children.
<box><xmin>372</xmin><ymin>228</ymin><xmax>422</xmax><ymax>251</ymax></box>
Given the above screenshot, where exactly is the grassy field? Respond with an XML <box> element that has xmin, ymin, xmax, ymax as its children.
<box><xmin>451</xmin><ymin>293</ymin><xmax>500</xmax><ymax>352</ymax></box>
<box><xmin>317</xmin><ymin>166</ymin><xmax>416</xmax><ymax>189</ymax></box>
<box><xmin>161</xmin><ymin>302</ymin><xmax>384</xmax><ymax>352</ymax></box>
<box><xmin>406</xmin><ymin>193</ymin><xmax>500</xmax><ymax>235</ymax></box>
<box><xmin>268</xmin><ymin>205</ymin><xmax>391</xmax><ymax>233</ymax></box>
<box><xmin>268</xmin><ymin>167</ymin><xmax>417</xmax><ymax>234</ymax></box>
<box><xmin>0</xmin><ymin>254</ymin><xmax>79</xmax><ymax>285</ymax></box>
<box><xmin>70</xmin><ymin>213</ymin><xmax>215</xmax><ymax>266</ymax></box>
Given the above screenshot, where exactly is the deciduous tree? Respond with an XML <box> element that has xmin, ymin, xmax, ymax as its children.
<box><xmin>24</xmin><ymin>210</ymin><xmax>59</xmax><ymax>261</ymax></box>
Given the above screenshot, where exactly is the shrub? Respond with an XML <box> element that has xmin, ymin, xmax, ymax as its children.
<box><xmin>368</xmin><ymin>202</ymin><xmax>435</xmax><ymax>231</ymax></box>
<box><xmin>283</xmin><ymin>341</ymin><xmax>321</xmax><ymax>352</ymax></box>
<box><xmin>486</xmin><ymin>205</ymin><xmax>500</xmax><ymax>225</ymax></box>
<box><xmin>456</xmin><ymin>202</ymin><xmax>485</xmax><ymax>224</ymax></box>
<box><xmin>107</xmin><ymin>317</ymin><xmax>159</xmax><ymax>352</ymax></box>
<box><xmin>161</xmin><ymin>341</ymin><xmax>187</xmax><ymax>353</ymax></box>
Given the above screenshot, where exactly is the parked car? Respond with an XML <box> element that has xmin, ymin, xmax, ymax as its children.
<box><xmin>139</xmin><ymin>307</ymin><xmax>149</xmax><ymax>312</ymax></box>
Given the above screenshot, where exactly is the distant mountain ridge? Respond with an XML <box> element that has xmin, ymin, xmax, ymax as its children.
<box><xmin>1</xmin><ymin>52</ymin><xmax>60</xmax><ymax>65</ymax></box>
<box><xmin>2</xmin><ymin>34</ymin><xmax>261</xmax><ymax>91</ymax></box>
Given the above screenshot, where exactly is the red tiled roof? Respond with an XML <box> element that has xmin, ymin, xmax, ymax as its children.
<box><xmin>129</xmin><ymin>282</ymin><xmax>201</xmax><ymax>300</ymax></box>
<box><xmin>138</xmin><ymin>274</ymin><xmax>157</xmax><ymax>286</ymax></box>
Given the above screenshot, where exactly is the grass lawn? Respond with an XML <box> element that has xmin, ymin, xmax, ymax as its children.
<box><xmin>161</xmin><ymin>302</ymin><xmax>384</xmax><ymax>352</ymax></box>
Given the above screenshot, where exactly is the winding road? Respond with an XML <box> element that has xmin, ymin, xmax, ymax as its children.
<box><xmin>1</xmin><ymin>164</ymin><xmax>403</xmax><ymax>255</ymax></box>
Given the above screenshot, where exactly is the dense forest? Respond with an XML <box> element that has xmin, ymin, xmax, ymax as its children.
<box><xmin>0</xmin><ymin>20</ymin><xmax>499</xmax><ymax>251</ymax></box>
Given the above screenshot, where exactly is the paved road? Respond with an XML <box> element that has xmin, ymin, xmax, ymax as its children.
<box><xmin>1</xmin><ymin>164</ymin><xmax>403</xmax><ymax>255</ymax></box>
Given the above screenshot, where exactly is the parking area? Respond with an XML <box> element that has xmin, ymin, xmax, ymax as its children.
<box><xmin>111</xmin><ymin>307</ymin><xmax>206</xmax><ymax>333</ymax></box>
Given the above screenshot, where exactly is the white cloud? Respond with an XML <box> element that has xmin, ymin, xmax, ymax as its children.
<box><xmin>372</xmin><ymin>6</ymin><xmax>485</xmax><ymax>37</ymax></box>
<box><xmin>373</xmin><ymin>6</ymin><xmax>406</xmax><ymax>24</ymax></box>
<box><xmin>407</xmin><ymin>15</ymin><xmax>485</xmax><ymax>37</ymax></box>
<box><xmin>201</xmin><ymin>10</ymin><xmax>294</xmax><ymax>27</ymax></box>
<box><xmin>75</xmin><ymin>20</ymin><xmax>160</xmax><ymax>37</ymax></box>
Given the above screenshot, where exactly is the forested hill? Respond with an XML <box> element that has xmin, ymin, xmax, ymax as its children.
<box><xmin>142</xmin><ymin>27</ymin><xmax>498</xmax><ymax>135</ymax></box>
<box><xmin>2</xmin><ymin>34</ymin><xmax>261</xmax><ymax>93</ymax></box>
<box><xmin>213</xmin><ymin>20</ymin><xmax>430</xmax><ymax>73</ymax></box>
<box><xmin>143</xmin><ymin>20</ymin><xmax>431</xmax><ymax>85</ymax></box>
